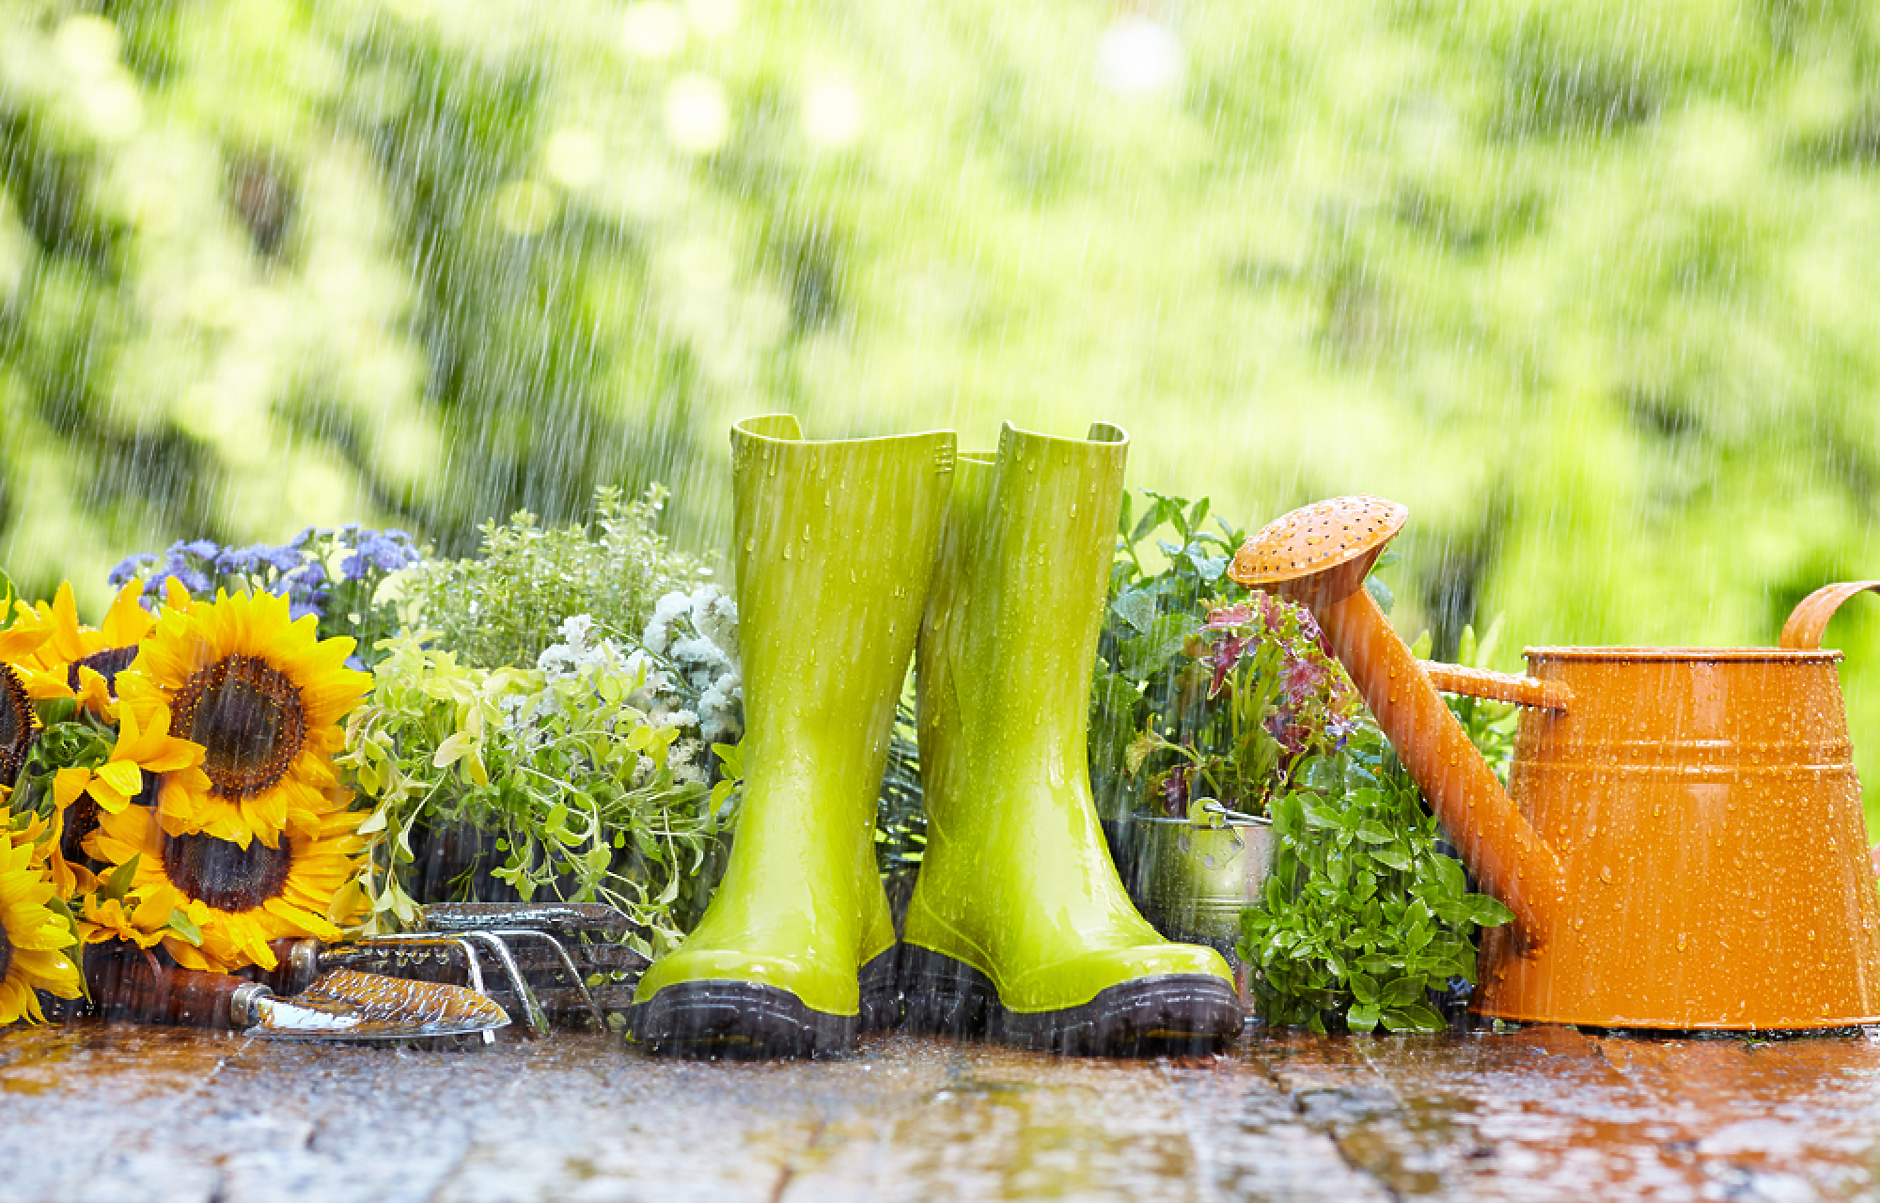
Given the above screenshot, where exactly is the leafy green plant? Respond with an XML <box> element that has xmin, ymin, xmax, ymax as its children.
<box><xmin>1238</xmin><ymin>721</ymin><xmax>1514</xmax><ymax>1034</ymax></box>
<box><xmin>339</xmin><ymin>626</ymin><xmax>731</xmax><ymax>955</ymax></box>
<box><xmin>874</xmin><ymin>700</ymin><xmax>926</xmax><ymax>878</ymax></box>
<box><xmin>1089</xmin><ymin>491</ymin><xmax>1248</xmax><ymax>821</ymax></box>
<box><xmin>405</xmin><ymin>486</ymin><xmax>709</xmax><ymax>671</ymax></box>
<box><xmin>1090</xmin><ymin>491</ymin><xmax>1364</xmax><ymax>821</ymax></box>
<box><xmin>1093</xmin><ymin>490</ymin><xmax>1518</xmax><ymax>1034</ymax></box>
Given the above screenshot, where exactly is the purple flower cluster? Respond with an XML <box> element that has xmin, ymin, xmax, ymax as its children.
<box><xmin>107</xmin><ymin>528</ymin><xmax>421</xmax><ymax>628</ymax></box>
<box><xmin>1202</xmin><ymin>597</ymin><xmax>1358</xmax><ymax>760</ymax></box>
<box><xmin>339</xmin><ymin>529</ymin><xmax>421</xmax><ymax>582</ymax></box>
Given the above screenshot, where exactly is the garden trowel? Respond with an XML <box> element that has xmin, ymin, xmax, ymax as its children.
<box><xmin>85</xmin><ymin>946</ymin><xmax>511</xmax><ymax>1041</ymax></box>
<box><xmin>266</xmin><ymin>902</ymin><xmax>651</xmax><ymax>1036</ymax></box>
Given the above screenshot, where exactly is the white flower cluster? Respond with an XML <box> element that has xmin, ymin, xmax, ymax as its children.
<box><xmin>526</xmin><ymin>613</ymin><xmax>723</xmax><ymax>786</ymax></box>
<box><xmin>639</xmin><ymin>584</ymin><xmax>743</xmax><ymax>746</ymax></box>
<box><xmin>506</xmin><ymin>597</ymin><xmax>743</xmax><ymax>791</ymax></box>
<box><xmin>535</xmin><ymin>613</ymin><xmax>617</xmax><ymax>684</ymax></box>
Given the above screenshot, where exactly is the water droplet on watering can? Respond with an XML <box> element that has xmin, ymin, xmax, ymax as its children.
<box><xmin>1677</xmin><ymin>933</ymin><xmax>1687</xmax><ymax>951</ymax></box>
<box><xmin>1601</xmin><ymin>866</ymin><xmax>1614</xmax><ymax>883</ymax></box>
<box><xmin>782</xmin><ymin>546</ymin><xmax>793</xmax><ymax>560</ymax></box>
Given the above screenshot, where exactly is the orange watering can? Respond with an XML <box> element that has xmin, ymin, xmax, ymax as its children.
<box><xmin>1230</xmin><ymin>496</ymin><xmax>1880</xmax><ymax>1030</ymax></box>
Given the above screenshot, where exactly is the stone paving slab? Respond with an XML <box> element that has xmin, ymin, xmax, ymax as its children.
<box><xmin>4</xmin><ymin>1023</ymin><xmax>1880</xmax><ymax>1202</ymax></box>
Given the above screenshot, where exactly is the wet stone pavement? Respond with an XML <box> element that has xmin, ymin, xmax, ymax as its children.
<box><xmin>3</xmin><ymin>1022</ymin><xmax>1880</xmax><ymax>1202</ymax></box>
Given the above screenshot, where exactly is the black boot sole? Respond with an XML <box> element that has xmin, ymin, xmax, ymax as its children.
<box><xmin>899</xmin><ymin>944</ymin><xmax>1243</xmax><ymax>1057</ymax></box>
<box><xmin>629</xmin><ymin>946</ymin><xmax>901</xmax><ymax>1059</ymax></box>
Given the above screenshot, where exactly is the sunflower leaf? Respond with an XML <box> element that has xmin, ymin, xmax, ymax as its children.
<box><xmin>100</xmin><ymin>854</ymin><xmax>140</xmax><ymax>903</ymax></box>
<box><xmin>165</xmin><ymin>909</ymin><xmax>203</xmax><ymax>946</ymax></box>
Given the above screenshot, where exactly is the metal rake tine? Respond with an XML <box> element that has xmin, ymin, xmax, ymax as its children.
<box><xmin>449</xmin><ymin>936</ymin><xmax>497</xmax><ymax>1046</ymax></box>
<box><xmin>460</xmin><ymin>931</ymin><xmax>552</xmax><ymax>1037</ymax></box>
<box><xmin>482</xmin><ymin>929</ymin><xmax>607</xmax><ymax>1029</ymax></box>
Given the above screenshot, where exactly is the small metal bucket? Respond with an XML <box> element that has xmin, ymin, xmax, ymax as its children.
<box><xmin>1125</xmin><ymin>801</ymin><xmax>1275</xmax><ymax>961</ymax></box>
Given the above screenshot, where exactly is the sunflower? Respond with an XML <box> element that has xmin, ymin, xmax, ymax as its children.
<box><xmin>47</xmin><ymin>703</ymin><xmax>207</xmax><ymax>895</ymax></box>
<box><xmin>118</xmin><ymin>588</ymin><xmax>368</xmax><ymax>849</ymax></box>
<box><xmin>73</xmin><ymin>892</ymin><xmax>182</xmax><ymax>964</ymax></box>
<box><xmin>0</xmin><ymin>825</ymin><xmax>84</xmax><ymax>1025</ymax></box>
<box><xmin>13</xmin><ymin>582</ymin><xmax>156</xmax><ymax>713</ymax></box>
<box><xmin>85</xmin><ymin>798</ymin><xmax>365</xmax><ymax>973</ymax></box>
<box><xmin>0</xmin><ymin>663</ymin><xmax>36</xmax><ymax>788</ymax></box>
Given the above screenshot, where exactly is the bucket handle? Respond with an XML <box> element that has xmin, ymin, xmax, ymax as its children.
<box><xmin>1417</xmin><ymin>662</ymin><xmax>1573</xmax><ymax>712</ymax></box>
<box><xmin>1781</xmin><ymin>581</ymin><xmax>1880</xmax><ymax>651</ymax></box>
<box><xmin>1187</xmin><ymin>798</ymin><xmax>1265</xmax><ymax>832</ymax></box>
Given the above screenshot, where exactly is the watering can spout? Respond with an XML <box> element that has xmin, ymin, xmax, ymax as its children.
<box><xmin>1229</xmin><ymin>497</ymin><xmax>1567</xmax><ymax>949</ymax></box>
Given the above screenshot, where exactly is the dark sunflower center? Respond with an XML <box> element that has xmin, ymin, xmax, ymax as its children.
<box><xmin>160</xmin><ymin>831</ymin><xmax>294</xmax><ymax>914</ymax></box>
<box><xmin>67</xmin><ymin>645</ymin><xmax>140</xmax><ymax>693</ymax></box>
<box><xmin>59</xmin><ymin>795</ymin><xmax>101</xmax><ymax>868</ymax></box>
<box><xmin>173</xmin><ymin>655</ymin><xmax>307</xmax><ymax>801</ymax></box>
<box><xmin>0</xmin><ymin>664</ymin><xmax>34</xmax><ymax>788</ymax></box>
<box><xmin>0</xmin><ymin>921</ymin><xmax>12</xmax><ymax>982</ymax></box>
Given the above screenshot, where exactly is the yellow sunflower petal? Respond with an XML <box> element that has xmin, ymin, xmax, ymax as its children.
<box><xmin>0</xmin><ymin>839</ymin><xmax>84</xmax><ymax>1020</ymax></box>
<box><xmin>98</xmin><ymin>580</ymin><xmax>156</xmax><ymax>648</ymax></box>
<box><xmin>72</xmin><ymin>666</ymin><xmax>117</xmax><ymax>717</ymax></box>
<box><xmin>163</xmin><ymin>577</ymin><xmax>194</xmax><ymax>615</ymax></box>
<box><xmin>164</xmin><ymin>938</ymin><xmax>214</xmax><ymax>972</ymax></box>
<box><xmin>93</xmin><ymin>759</ymin><xmax>144</xmax><ymax>809</ymax></box>
<box><xmin>0</xmin><ymin>620</ymin><xmax>52</xmax><ymax>663</ymax></box>
<box><xmin>53</xmin><ymin>766</ymin><xmax>94</xmax><ymax>812</ymax></box>
<box><xmin>42</xmin><ymin>582</ymin><xmax>89</xmax><ymax>663</ymax></box>
<box><xmin>0</xmin><ymin>977</ymin><xmax>45</xmax><ymax>1025</ymax></box>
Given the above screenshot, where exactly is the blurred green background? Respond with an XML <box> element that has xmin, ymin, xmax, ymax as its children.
<box><xmin>5</xmin><ymin>0</ymin><xmax>1880</xmax><ymax>826</ymax></box>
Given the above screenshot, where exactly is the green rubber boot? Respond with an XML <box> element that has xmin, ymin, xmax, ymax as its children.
<box><xmin>900</xmin><ymin>422</ymin><xmax>1242</xmax><ymax>1055</ymax></box>
<box><xmin>630</xmin><ymin>414</ymin><xmax>955</xmax><ymax>1058</ymax></box>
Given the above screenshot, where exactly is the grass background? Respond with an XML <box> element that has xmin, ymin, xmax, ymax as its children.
<box><xmin>5</xmin><ymin>0</ymin><xmax>1880</xmax><ymax>826</ymax></box>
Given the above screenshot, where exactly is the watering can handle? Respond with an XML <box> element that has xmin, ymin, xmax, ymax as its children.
<box><xmin>1781</xmin><ymin>582</ymin><xmax>1880</xmax><ymax>650</ymax></box>
<box><xmin>1418</xmin><ymin>662</ymin><xmax>1572</xmax><ymax>712</ymax></box>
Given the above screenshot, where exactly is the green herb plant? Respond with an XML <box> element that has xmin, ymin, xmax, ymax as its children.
<box><xmin>1237</xmin><ymin>606</ymin><xmax>1522</xmax><ymax>1035</ymax></box>
<box><xmin>1238</xmin><ymin>720</ymin><xmax>1515</xmax><ymax>1034</ymax></box>
<box><xmin>406</xmin><ymin>486</ymin><xmax>708</xmax><ymax>670</ymax></box>
<box><xmin>340</xmin><ymin>630</ymin><xmax>732</xmax><ymax>955</ymax></box>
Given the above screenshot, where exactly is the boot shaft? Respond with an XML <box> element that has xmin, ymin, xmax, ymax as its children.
<box><xmin>731</xmin><ymin>415</ymin><xmax>955</xmax><ymax>801</ymax></box>
<box><xmin>920</xmin><ymin>423</ymin><xmax>1127</xmax><ymax>775</ymax></box>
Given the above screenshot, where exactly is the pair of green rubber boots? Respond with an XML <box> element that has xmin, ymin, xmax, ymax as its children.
<box><xmin>628</xmin><ymin>415</ymin><xmax>1242</xmax><ymax>1058</ymax></box>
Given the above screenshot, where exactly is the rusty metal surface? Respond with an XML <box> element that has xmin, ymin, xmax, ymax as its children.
<box><xmin>5</xmin><ymin>1024</ymin><xmax>1880</xmax><ymax>1201</ymax></box>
